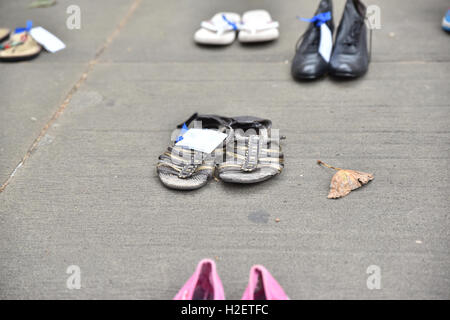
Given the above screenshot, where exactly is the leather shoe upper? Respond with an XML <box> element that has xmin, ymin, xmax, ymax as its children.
<box><xmin>329</xmin><ymin>0</ymin><xmax>369</xmax><ymax>78</ymax></box>
<box><xmin>291</xmin><ymin>0</ymin><xmax>334</xmax><ymax>80</ymax></box>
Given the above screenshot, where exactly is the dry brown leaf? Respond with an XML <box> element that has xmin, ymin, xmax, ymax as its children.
<box><xmin>317</xmin><ymin>160</ymin><xmax>374</xmax><ymax>199</ymax></box>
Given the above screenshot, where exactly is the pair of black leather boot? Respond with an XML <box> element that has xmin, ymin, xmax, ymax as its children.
<box><xmin>292</xmin><ymin>0</ymin><xmax>369</xmax><ymax>80</ymax></box>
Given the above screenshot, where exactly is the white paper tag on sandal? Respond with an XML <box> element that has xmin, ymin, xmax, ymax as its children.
<box><xmin>175</xmin><ymin>129</ymin><xmax>227</xmax><ymax>154</ymax></box>
<box><xmin>319</xmin><ymin>23</ymin><xmax>332</xmax><ymax>63</ymax></box>
<box><xmin>30</xmin><ymin>27</ymin><xmax>65</xmax><ymax>53</ymax></box>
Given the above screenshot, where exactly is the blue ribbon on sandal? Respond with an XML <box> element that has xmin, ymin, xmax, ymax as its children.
<box><xmin>15</xmin><ymin>20</ymin><xmax>33</xmax><ymax>34</ymax></box>
<box><xmin>175</xmin><ymin>123</ymin><xmax>189</xmax><ymax>143</ymax></box>
<box><xmin>221</xmin><ymin>14</ymin><xmax>238</xmax><ymax>30</ymax></box>
<box><xmin>298</xmin><ymin>12</ymin><xmax>331</xmax><ymax>27</ymax></box>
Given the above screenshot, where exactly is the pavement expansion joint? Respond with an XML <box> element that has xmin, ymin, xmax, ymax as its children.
<box><xmin>0</xmin><ymin>0</ymin><xmax>142</xmax><ymax>194</ymax></box>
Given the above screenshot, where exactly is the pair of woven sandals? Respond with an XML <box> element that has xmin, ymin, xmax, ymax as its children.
<box><xmin>157</xmin><ymin>113</ymin><xmax>284</xmax><ymax>190</ymax></box>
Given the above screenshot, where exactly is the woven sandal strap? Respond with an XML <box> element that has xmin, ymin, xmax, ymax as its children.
<box><xmin>0</xmin><ymin>34</ymin><xmax>27</xmax><ymax>50</ymax></box>
<box><xmin>241</xmin><ymin>135</ymin><xmax>259</xmax><ymax>172</ymax></box>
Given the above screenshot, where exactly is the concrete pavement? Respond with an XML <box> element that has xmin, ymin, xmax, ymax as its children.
<box><xmin>0</xmin><ymin>0</ymin><xmax>449</xmax><ymax>299</ymax></box>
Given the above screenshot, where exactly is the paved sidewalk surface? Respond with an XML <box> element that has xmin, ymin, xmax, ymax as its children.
<box><xmin>1</xmin><ymin>0</ymin><xmax>449</xmax><ymax>299</ymax></box>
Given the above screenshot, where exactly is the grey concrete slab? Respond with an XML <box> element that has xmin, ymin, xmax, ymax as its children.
<box><xmin>1</xmin><ymin>0</ymin><xmax>449</xmax><ymax>299</ymax></box>
<box><xmin>0</xmin><ymin>0</ymin><xmax>133</xmax><ymax>63</ymax></box>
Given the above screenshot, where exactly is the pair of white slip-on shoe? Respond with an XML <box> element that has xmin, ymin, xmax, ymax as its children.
<box><xmin>194</xmin><ymin>10</ymin><xmax>279</xmax><ymax>45</ymax></box>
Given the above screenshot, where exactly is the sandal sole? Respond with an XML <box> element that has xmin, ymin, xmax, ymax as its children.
<box><xmin>0</xmin><ymin>49</ymin><xmax>42</xmax><ymax>62</ymax></box>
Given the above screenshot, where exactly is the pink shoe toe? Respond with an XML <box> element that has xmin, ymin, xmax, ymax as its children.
<box><xmin>241</xmin><ymin>265</ymin><xmax>289</xmax><ymax>300</ymax></box>
<box><xmin>174</xmin><ymin>258</ymin><xmax>225</xmax><ymax>300</ymax></box>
